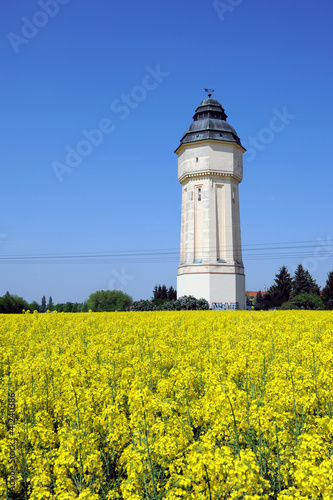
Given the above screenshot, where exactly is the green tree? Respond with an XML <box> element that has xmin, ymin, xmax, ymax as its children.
<box><xmin>304</xmin><ymin>269</ymin><xmax>320</xmax><ymax>295</ymax></box>
<box><xmin>291</xmin><ymin>265</ymin><xmax>308</xmax><ymax>297</ymax></box>
<box><xmin>254</xmin><ymin>290</ymin><xmax>264</xmax><ymax>310</ymax></box>
<box><xmin>0</xmin><ymin>292</ymin><xmax>29</xmax><ymax>314</ymax></box>
<box><xmin>322</xmin><ymin>271</ymin><xmax>333</xmax><ymax>309</ymax></box>
<box><xmin>292</xmin><ymin>293</ymin><xmax>324</xmax><ymax>310</ymax></box>
<box><xmin>160</xmin><ymin>285</ymin><xmax>168</xmax><ymax>300</ymax></box>
<box><xmin>40</xmin><ymin>295</ymin><xmax>47</xmax><ymax>313</ymax></box>
<box><xmin>48</xmin><ymin>296</ymin><xmax>54</xmax><ymax>311</ymax></box>
<box><xmin>64</xmin><ymin>302</ymin><xmax>73</xmax><ymax>313</ymax></box>
<box><xmin>29</xmin><ymin>301</ymin><xmax>40</xmax><ymax>312</ymax></box>
<box><xmin>266</xmin><ymin>265</ymin><xmax>292</xmax><ymax>307</ymax></box>
<box><xmin>54</xmin><ymin>303</ymin><xmax>64</xmax><ymax>312</ymax></box>
<box><xmin>13</xmin><ymin>296</ymin><xmax>30</xmax><ymax>313</ymax></box>
<box><xmin>291</xmin><ymin>264</ymin><xmax>320</xmax><ymax>298</ymax></box>
<box><xmin>152</xmin><ymin>285</ymin><xmax>159</xmax><ymax>301</ymax></box>
<box><xmin>246</xmin><ymin>293</ymin><xmax>252</xmax><ymax>307</ymax></box>
<box><xmin>168</xmin><ymin>286</ymin><xmax>177</xmax><ymax>300</ymax></box>
<box><xmin>152</xmin><ymin>284</ymin><xmax>176</xmax><ymax>303</ymax></box>
<box><xmin>87</xmin><ymin>290</ymin><xmax>132</xmax><ymax>312</ymax></box>
<box><xmin>81</xmin><ymin>302</ymin><xmax>89</xmax><ymax>312</ymax></box>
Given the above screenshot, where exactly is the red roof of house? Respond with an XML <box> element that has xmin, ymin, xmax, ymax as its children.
<box><xmin>246</xmin><ymin>291</ymin><xmax>268</xmax><ymax>298</ymax></box>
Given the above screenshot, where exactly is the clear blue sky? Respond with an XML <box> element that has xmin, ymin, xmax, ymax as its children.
<box><xmin>1</xmin><ymin>0</ymin><xmax>332</xmax><ymax>304</ymax></box>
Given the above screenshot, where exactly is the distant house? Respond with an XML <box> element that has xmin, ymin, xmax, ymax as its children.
<box><xmin>246</xmin><ymin>291</ymin><xmax>268</xmax><ymax>308</ymax></box>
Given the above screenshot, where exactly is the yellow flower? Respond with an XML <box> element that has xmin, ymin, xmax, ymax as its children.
<box><xmin>0</xmin><ymin>310</ymin><xmax>332</xmax><ymax>498</ymax></box>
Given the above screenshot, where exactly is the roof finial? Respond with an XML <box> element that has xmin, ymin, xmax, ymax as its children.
<box><xmin>204</xmin><ymin>88</ymin><xmax>214</xmax><ymax>98</ymax></box>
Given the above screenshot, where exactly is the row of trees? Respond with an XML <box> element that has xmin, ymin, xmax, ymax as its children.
<box><xmin>0</xmin><ymin>293</ymin><xmax>55</xmax><ymax>314</ymax></box>
<box><xmin>30</xmin><ymin>295</ymin><xmax>54</xmax><ymax>313</ymax></box>
<box><xmin>152</xmin><ymin>285</ymin><xmax>177</xmax><ymax>301</ymax></box>
<box><xmin>54</xmin><ymin>302</ymin><xmax>88</xmax><ymax>312</ymax></box>
<box><xmin>0</xmin><ymin>290</ymin><xmax>133</xmax><ymax>314</ymax></box>
<box><xmin>0</xmin><ymin>285</ymin><xmax>209</xmax><ymax>313</ymax></box>
<box><xmin>0</xmin><ymin>294</ymin><xmax>87</xmax><ymax>314</ymax></box>
<box><xmin>253</xmin><ymin>265</ymin><xmax>333</xmax><ymax>310</ymax></box>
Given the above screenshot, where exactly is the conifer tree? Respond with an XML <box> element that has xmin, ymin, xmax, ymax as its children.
<box><xmin>168</xmin><ymin>286</ymin><xmax>177</xmax><ymax>300</ymax></box>
<box><xmin>255</xmin><ymin>290</ymin><xmax>264</xmax><ymax>309</ymax></box>
<box><xmin>303</xmin><ymin>269</ymin><xmax>320</xmax><ymax>295</ymax></box>
<box><xmin>291</xmin><ymin>264</ymin><xmax>320</xmax><ymax>298</ymax></box>
<box><xmin>322</xmin><ymin>271</ymin><xmax>333</xmax><ymax>309</ymax></box>
<box><xmin>152</xmin><ymin>285</ymin><xmax>159</xmax><ymax>301</ymax></box>
<box><xmin>41</xmin><ymin>295</ymin><xmax>46</xmax><ymax>313</ymax></box>
<box><xmin>48</xmin><ymin>296</ymin><xmax>54</xmax><ymax>311</ymax></box>
<box><xmin>268</xmin><ymin>265</ymin><xmax>292</xmax><ymax>306</ymax></box>
<box><xmin>160</xmin><ymin>285</ymin><xmax>168</xmax><ymax>300</ymax></box>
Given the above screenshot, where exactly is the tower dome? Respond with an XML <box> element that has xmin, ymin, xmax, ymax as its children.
<box><xmin>177</xmin><ymin>97</ymin><xmax>244</xmax><ymax>150</ymax></box>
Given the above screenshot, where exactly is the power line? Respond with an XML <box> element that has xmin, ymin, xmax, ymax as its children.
<box><xmin>0</xmin><ymin>239</ymin><xmax>331</xmax><ymax>264</ymax></box>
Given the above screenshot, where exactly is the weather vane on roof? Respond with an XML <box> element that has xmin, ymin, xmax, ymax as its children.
<box><xmin>204</xmin><ymin>88</ymin><xmax>214</xmax><ymax>98</ymax></box>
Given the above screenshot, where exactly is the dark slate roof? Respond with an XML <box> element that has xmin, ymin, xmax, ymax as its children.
<box><xmin>176</xmin><ymin>97</ymin><xmax>244</xmax><ymax>149</ymax></box>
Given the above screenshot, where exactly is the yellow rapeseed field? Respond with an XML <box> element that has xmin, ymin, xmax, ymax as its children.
<box><xmin>1</xmin><ymin>311</ymin><xmax>333</xmax><ymax>499</ymax></box>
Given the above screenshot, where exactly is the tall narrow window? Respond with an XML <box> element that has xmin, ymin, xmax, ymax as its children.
<box><xmin>194</xmin><ymin>185</ymin><xmax>203</xmax><ymax>262</ymax></box>
<box><xmin>216</xmin><ymin>184</ymin><xmax>225</xmax><ymax>261</ymax></box>
<box><xmin>232</xmin><ymin>186</ymin><xmax>241</xmax><ymax>263</ymax></box>
<box><xmin>181</xmin><ymin>188</ymin><xmax>187</xmax><ymax>264</ymax></box>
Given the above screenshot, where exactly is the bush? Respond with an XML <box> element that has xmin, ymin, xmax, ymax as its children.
<box><xmin>131</xmin><ymin>300</ymin><xmax>155</xmax><ymax>311</ymax></box>
<box><xmin>293</xmin><ymin>293</ymin><xmax>324</xmax><ymax>310</ymax></box>
<box><xmin>280</xmin><ymin>301</ymin><xmax>299</xmax><ymax>310</ymax></box>
<box><xmin>131</xmin><ymin>296</ymin><xmax>210</xmax><ymax>311</ymax></box>
<box><xmin>282</xmin><ymin>293</ymin><xmax>324</xmax><ymax>310</ymax></box>
<box><xmin>152</xmin><ymin>298</ymin><xmax>169</xmax><ymax>308</ymax></box>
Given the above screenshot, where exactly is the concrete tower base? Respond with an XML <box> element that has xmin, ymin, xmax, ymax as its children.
<box><xmin>177</xmin><ymin>267</ymin><xmax>245</xmax><ymax>309</ymax></box>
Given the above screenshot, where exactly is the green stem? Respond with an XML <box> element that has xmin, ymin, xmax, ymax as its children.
<box><xmin>275</xmin><ymin>424</ymin><xmax>282</xmax><ymax>492</ymax></box>
<box><xmin>71</xmin><ymin>382</ymin><xmax>81</xmax><ymax>430</ymax></box>
<box><xmin>290</xmin><ymin>373</ymin><xmax>299</xmax><ymax>443</ymax></box>
<box><xmin>312</xmin><ymin>350</ymin><xmax>320</xmax><ymax>416</ymax></box>
<box><xmin>258</xmin><ymin>417</ymin><xmax>263</xmax><ymax>477</ymax></box>
<box><xmin>226</xmin><ymin>395</ymin><xmax>240</xmax><ymax>459</ymax></box>
<box><xmin>203</xmin><ymin>463</ymin><xmax>212</xmax><ymax>500</ymax></box>
<box><xmin>142</xmin><ymin>407</ymin><xmax>158</xmax><ymax>498</ymax></box>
